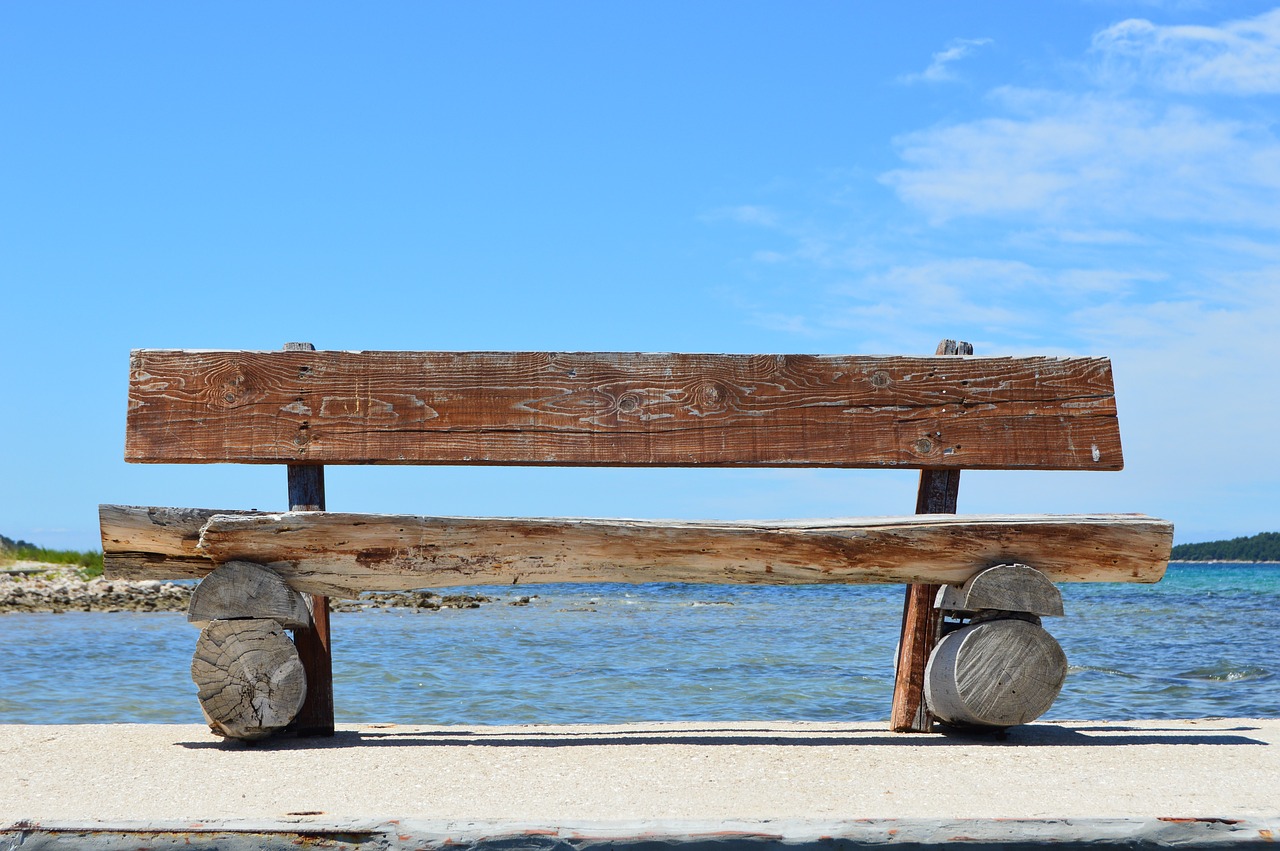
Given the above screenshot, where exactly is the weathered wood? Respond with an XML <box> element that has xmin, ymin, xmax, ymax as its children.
<box><xmin>124</xmin><ymin>350</ymin><xmax>1123</xmax><ymax>470</ymax></box>
<box><xmin>100</xmin><ymin>505</ymin><xmax>1174</xmax><ymax>593</ymax></box>
<box><xmin>891</xmin><ymin>467</ymin><xmax>960</xmax><ymax>732</ymax></box>
<box><xmin>120</xmin><ymin>510</ymin><xmax>1185</xmax><ymax>597</ymax></box>
<box><xmin>891</xmin><ymin>338</ymin><xmax>970</xmax><ymax>734</ymax></box>
<box><xmin>187</xmin><ymin>560</ymin><xmax>312</xmax><ymax>629</ymax></box>
<box><xmin>892</xmin><ymin>581</ymin><xmax>942</xmax><ymax>734</ymax></box>
<box><xmin>286</xmin><ymin>444</ymin><xmax>334</xmax><ymax>738</ymax></box>
<box><xmin>99</xmin><ymin>504</ymin><xmax>266</xmax><ymax>579</ymax></box>
<box><xmin>190</xmin><ymin>618</ymin><xmax>307</xmax><ymax>740</ymax></box>
<box><xmin>924</xmin><ymin>619</ymin><xmax>1068</xmax><ymax>728</ymax></box>
<box><xmin>286</xmin><ymin>466</ymin><xmax>325</xmax><ymax>513</ymax></box>
<box><xmin>293</xmin><ymin>593</ymin><xmax>333</xmax><ymax>737</ymax></box>
<box><xmin>937</xmin><ymin>563</ymin><xmax>1064</xmax><ymax>617</ymax></box>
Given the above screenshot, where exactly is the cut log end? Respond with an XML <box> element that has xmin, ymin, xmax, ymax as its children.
<box><xmin>188</xmin><ymin>560</ymin><xmax>311</xmax><ymax>629</ymax></box>
<box><xmin>191</xmin><ymin>619</ymin><xmax>307</xmax><ymax>741</ymax></box>
<box><xmin>936</xmin><ymin>563</ymin><xmax>1065</xmax><ymax>617</ymax></box>
<box><xmin>925</xmin><ymin>618</ymin><xmax>1067</xmax><ymax>729</ymax></box>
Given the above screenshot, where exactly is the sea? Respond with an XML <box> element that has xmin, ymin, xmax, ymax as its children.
<box><xmin>1</xmin><ymin>563</ymin><xmax>1276</xmax><ymax>725</ymax></box>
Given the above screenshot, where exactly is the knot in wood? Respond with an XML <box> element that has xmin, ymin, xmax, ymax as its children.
<box><xmin>694</xmin><ymin>381</ymin><xmax>728</xmax><ymax>412</ymax></box>
<box><xmin>914</xmin><ymin>437</ymin><xmax>935</xmax><ymax>455</ymax></box>
<box><xmin>208</xmin><ymin>362</ymin><xmax>250</xmax><ymax>409</ymax></box>
<box><xmin>218</xmin><ymin>379</ymin><xmax>247</xmax><ymax>406</ymax></box>
<box><xmin>870</xmin><ymin>370</ymin><xmax>891</xmax><ymax>389</ymax></box>
<box><xmin>617</xmin><ymin>393</ymin><xmax>642</xmax><ymax>414</ymax></box>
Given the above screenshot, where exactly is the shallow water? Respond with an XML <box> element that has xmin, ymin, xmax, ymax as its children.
<box><xmin>0</xmin><ymin>563</ymin><xmax>1275</xmax><ymax>724</ymax></box>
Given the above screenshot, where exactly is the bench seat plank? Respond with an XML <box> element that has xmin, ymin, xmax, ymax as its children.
<box><xmin>101</xmin><ymin>505</ymin><xmax>1171</xmax><ymax>595</ymax></box>
<box><xmin>99</xmin><ymin>505</ymin><xmax>266</xmax><ymax>579</ymax></box>
<box><xmin>125</xmin><ymin>350</ymin><xmax>1123</xmax><ymax>470</ymax></box>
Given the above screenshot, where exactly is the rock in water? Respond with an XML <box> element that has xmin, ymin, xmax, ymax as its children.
<box><xmin>191</xmin><ymin>619</ymin><xmax>306</xmax><ymax>740</ymax></box>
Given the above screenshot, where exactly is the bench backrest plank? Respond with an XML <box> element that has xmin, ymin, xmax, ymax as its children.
<box><xmin>126</xmin><ymin>350</ymin><xmax>1123</xmax><ymax>470</ymax></box>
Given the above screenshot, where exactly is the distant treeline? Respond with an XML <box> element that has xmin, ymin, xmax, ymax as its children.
<box><xmin>1171</xmin><ymin>532</ymin><xmax>1280</xmax><ymax>562</ymax></box>
<box><xmin>0</xmin><ymin>532</ymin><xmax>104</xmax><ymax>575</ymax></box>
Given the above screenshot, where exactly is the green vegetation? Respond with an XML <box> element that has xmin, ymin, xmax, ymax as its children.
<box><xmin>1171</xmin><ymin>532</ymin><xmax>1280</xmax><ymax>563</ymax></box>
<box><xmin>0</xmin><ymin>533</ymin><xmax>103</xmax><ymax>577</ymax></box>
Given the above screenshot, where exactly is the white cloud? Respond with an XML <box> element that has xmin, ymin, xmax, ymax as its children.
<box><xmin>804</xmin><ymin>257</ymin><xmax>1177</xmax><ymax>345</ymax></box>
<box><xmin>1093</xmin><ymin>8</ymin><xmax>1280</xmax><ymax>94</ymax></box>
<box><xmin>1014</xmin><ymin>227</ymin><xmax>1146</xmax><ymax>246</ymax></box>
<box><xmin>882</xmin><ymin>90</ymin><xmax>1280</xmax><ymax>227</ymax></box>
<box><xmin>1065</xmin><ymin>270</ymin><xmax>1280</xmax><ymax>499</ymax></box>
<box><xmin>715</xmin><ymin>7</ymin><xmax>1280</xmax><ymax>538</ymax></box>
<box><xmin>749</xmin><ymin>312</ymin><xmax>824</xmax><ymax>337</ymax></box>
<box><xmin>901</xmin><ymin>38</ymin><xmax>993</xmax><ymax>84</ymax></box>
<box><xmin>705</xmin><ymin>205</ymin><xmax>780</xmax><ymax>227</ymax></box>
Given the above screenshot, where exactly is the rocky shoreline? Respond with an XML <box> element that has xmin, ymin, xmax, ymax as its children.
<box><xmin>0</xmin><ymin>563</ymin><xmax>519</xmax><ymax>615</ymax></box>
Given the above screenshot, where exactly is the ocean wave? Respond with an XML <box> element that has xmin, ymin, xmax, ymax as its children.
<box><xmin>1174</xmin><ymin>664</ymin><xmax>1272</xmax><ymax>682</ymax></box>
<box><xmin>1067</xmin><ymin>665</ymin><xmax>1139</xmax><ymax>679</ymax></box>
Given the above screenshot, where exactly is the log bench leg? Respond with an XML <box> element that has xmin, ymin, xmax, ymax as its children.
<box><xmin>891</xmin><ymin>580</ymin><xmax>943</xmax><ymax>732</ymax></box>
<box><xmin>927</xmin><ymin>564</ymin><xmax>1069</xmax><ymax>729</ymax></box>
<box><xmin>925</xmin><ymin>614</ymin><xmax>1068</xmax><ymax>728</ymax></box>
<box><xmin>187</xmin><ymin>561</ymin><xmax>314</xmax><ymax>741</ymax></box>
<box><xmin>890</xmin><ymin>338</ymin><xmax>970</xmax><ymax>733</ymax></box>
<box><xmin>284</xmin><ymin>343</ymin><xmax>336</xmax><ymax>737</ymax></box>
<box><xmin>192</xmin><ymin>618</ymin><xmax>307</xmax><ymax>740</ymax></box>
<box><xmin>291</xmin><ymin>593</ymin><xmax>334</xmax><ymax>736</ymax></box>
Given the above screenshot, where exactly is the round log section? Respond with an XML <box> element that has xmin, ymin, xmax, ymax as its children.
<box><xmin>188</xmin><ymin>560</ymin><xmax>312</xmax><ymax>629</ymax></box>
<box><xmin>925</xmin><ymin>618</ymin><xmax>1068</xmax><ymax>729</ymax></box>
<box><xmin>935</xmin><ymin>563</ymin><xmax>1064</xmax><ymax>618</ymax></box>
<box><xmin>191</xmin><ymin>618</ymin><xmax>307</xmax><ymax>740</ymax></box>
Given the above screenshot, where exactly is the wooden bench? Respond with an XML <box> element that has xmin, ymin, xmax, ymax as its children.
<box><xmin>100</xmin><ymin>341</ymin><xmax>1173</xmax><ymax>740</ymax></box>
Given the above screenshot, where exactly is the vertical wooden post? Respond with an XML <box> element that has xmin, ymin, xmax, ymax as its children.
<box><xmin>283</xmin><ymin>341</ymin><xmax>335</xmax><ymax>737</ymax></box>
<box><xmin>889</xmin><ymin>338</ymin><xmax>972</xmax><ymax>732</ymax></box>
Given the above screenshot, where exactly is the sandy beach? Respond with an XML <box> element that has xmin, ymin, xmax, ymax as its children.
<box><xmin>2</xmin><ymin>718</ymin><xmax>1278</xmax><ymax>848</ymax></box>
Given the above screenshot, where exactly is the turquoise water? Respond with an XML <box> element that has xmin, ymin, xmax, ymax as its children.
<box><xmin>1</xmin><ymin>563</ymin><xmax>1276</xmax><ymax>724</ymax></box>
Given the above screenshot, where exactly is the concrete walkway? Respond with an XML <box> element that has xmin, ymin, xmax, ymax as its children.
<box><xmin>3</xmin><ymin>719</ymin><xmax>1278</xmax><ymax>848</ymax></box>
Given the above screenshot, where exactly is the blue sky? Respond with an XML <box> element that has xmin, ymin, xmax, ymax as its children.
<box><xmin>3</xmin><ymin>2</ymin><xmax>1277</xmax><ymax>552</ymax></box>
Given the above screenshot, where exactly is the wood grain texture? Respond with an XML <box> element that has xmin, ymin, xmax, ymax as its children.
<box><xmin>190</xmin><ymin>618</ymin><xmax>307</xmax><ymax>741</ymax></box>
<box><xmin>187</xmin><ymin>561</ymin><xmax>312</xmax><ymax>629</ymax></box>
<box><xmin>891</xmin><ymin>375</ymin><xmax>967</xmax><ymax>736</ymax></box>
<box><xmin>124</xmin><ymin>350</ymin><xmax>1123</xmax><ymax>470</ymax></box>
<box><xmin>292</xmin><ymin>593</ymin><xmax>333</xmax><ymax>738</ymax></box>
<box><xmin>937</xmin><ymin>563</ymin><xmax>1065</xmax><ymax>617</ymax></box>
<box><xmin>285</xmin><ymin>445</ymin><xmax>334</xmax><ymax>738</ymax></box>
<box><xmin>286</xmin><ymin>464</ymin><xmax>325</xmax><ymax>512</ymax></box>
<box><xmin>179</xmin><ymin>511</ymin><xmax>1173</xmax><ymax>597</ymax></box>
<box><xmin>924</xmin><ymin>619</ymin><xmax>1068</xmax><ymax>728</ymax></box>
<box><xmin>99</xmin><ymin>504</ymin><xmax>265</xmax><ymax>579</ymax></box>
<box><xmin>892</xmin><ymin>580</ymin><xmax>942</xmax><ymax>734</ymax></box>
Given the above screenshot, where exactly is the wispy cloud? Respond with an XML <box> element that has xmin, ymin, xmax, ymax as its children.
<box><xmin>882</xmin><ymin>90</ymin><xmax>1280</xmax><ymax>228</ymax></box>
<box><xmin>901</xmin><ymin>38</ymin><xmax>993</xmax><ymax>84</ymax></box>
<box><xmin>1014</xmin><ymin>227</ymin><xmax>1146</xmax><ymax>246</ymax></box>
<box><xmin>703</xmin><ymin>205</ymin><xmax>781</xmax><ymax>227</ymax></box>
<box><xmin>780</xmin><ymin>258</ymin><xmax>1175</xmax><ymax>345</ymax></box>
<box><xmin>1092</xmin><ymin>8</ymin><xmax>1280</xmax><ymax>93</ymax></box>
<box><xmin>726</xmin><ymin>9</ymin><xmax>1280</xmax><ymax>289</ymax></box>
<box><xmin>710</xmin><ymin>7</ymin><xmax>1280</xmax><ymax>536</ymax></box>
<box><xmin>715</xmin><ymin>8</ymin><xmax>1280</xmax><ymax>366</ymax></box>
<box><xmin>749</xmin><ymin>312</ymin><xmax>824</xmax><ymax>337</ymax></box>
<box><xmin>884</xmin><ymin>9</ymin><xmax>1280</xmax><ymax>228</ymax></box>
